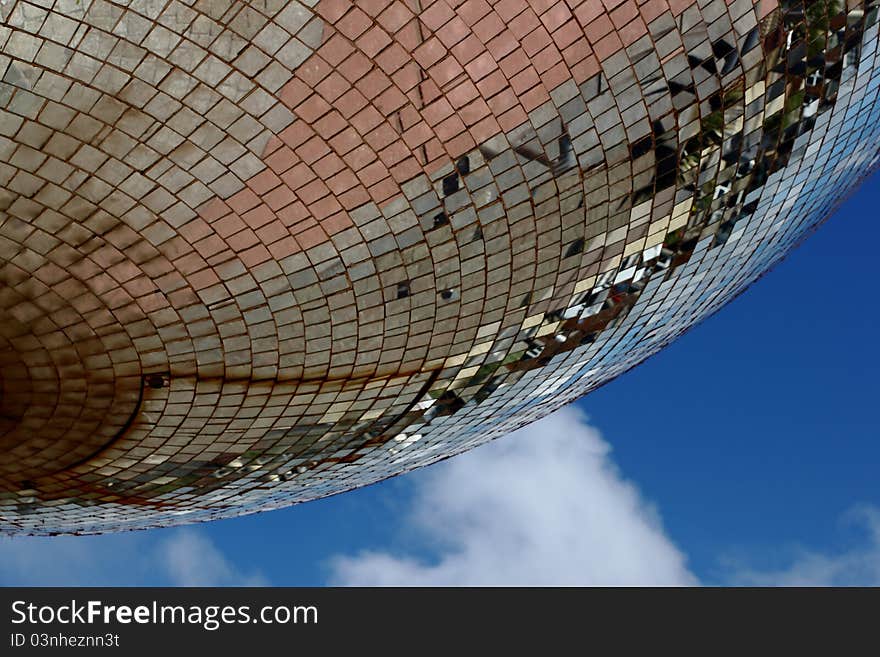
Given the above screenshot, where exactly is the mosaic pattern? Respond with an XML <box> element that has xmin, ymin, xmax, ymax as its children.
<box><xmin>1</xmin><ymin>0</ymin><xmax>878</xmax><ymax>534</ymax></box>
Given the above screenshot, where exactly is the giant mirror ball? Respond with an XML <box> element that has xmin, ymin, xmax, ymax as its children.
<box><xmin>1</xmin><ymin>0</ymin><xmax>878</xmax><ymax>534</ymax></box>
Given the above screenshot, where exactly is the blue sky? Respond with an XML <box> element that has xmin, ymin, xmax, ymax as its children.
<box><xmin>1</xmin><ymin>170</ymin><xmax>878</xmax><ymax>586</ymax></box>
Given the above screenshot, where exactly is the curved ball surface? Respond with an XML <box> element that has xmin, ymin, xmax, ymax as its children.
<box><xmin>1</xmin><ymin>0</ymin><xmax>878</xmax><ymax>533</ymax></box>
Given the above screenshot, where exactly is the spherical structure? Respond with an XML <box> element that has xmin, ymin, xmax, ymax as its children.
<box><xmin>1</xmin><ymin>0</ymin><xmax>878</xmax><ymax>534</ymax></box>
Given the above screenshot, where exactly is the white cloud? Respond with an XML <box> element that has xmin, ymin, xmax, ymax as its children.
<box><xmin>724</xmin><ymin>506</ymin><xmax>880</xmax><ymax>586</ymax></box>
<box><xmin>329</xmin><ymin>406</ymin><xmax>698</xmax><ymax>586</ymax></box>
<box><xmin>0</xmin><ymin>528</ymin><xmax>266</xmax><ymax>586</ymax></box>
<box><xmin>161</xmin><ymin>530</ymin><xmax>266</xmax><ymax>586</ymax></box>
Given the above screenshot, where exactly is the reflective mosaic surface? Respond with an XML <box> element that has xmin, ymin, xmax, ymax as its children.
<box><xmin>1</xmin><ymin>0</ymin><xmax>878</xmax><ymax>534</ymax></box>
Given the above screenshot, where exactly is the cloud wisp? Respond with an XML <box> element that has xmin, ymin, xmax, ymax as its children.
<box><xmin>723</xmin><ymin>506</ymin><xmax>880</xmax><ymax>586</ymax></box>
<box><xmin>329</xmin><ymin>406</ymin><xmax>698</xmax><ymax>586</ymax></box>
<box><xmin>0</xmin><ymin>528</ymin><xmax>266</xmax><ymax>586</ymax></box>
<box><xmin>159</xmin><ymin>530</ymin><xmax>267</xmax><ymax>586</ymax></box>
